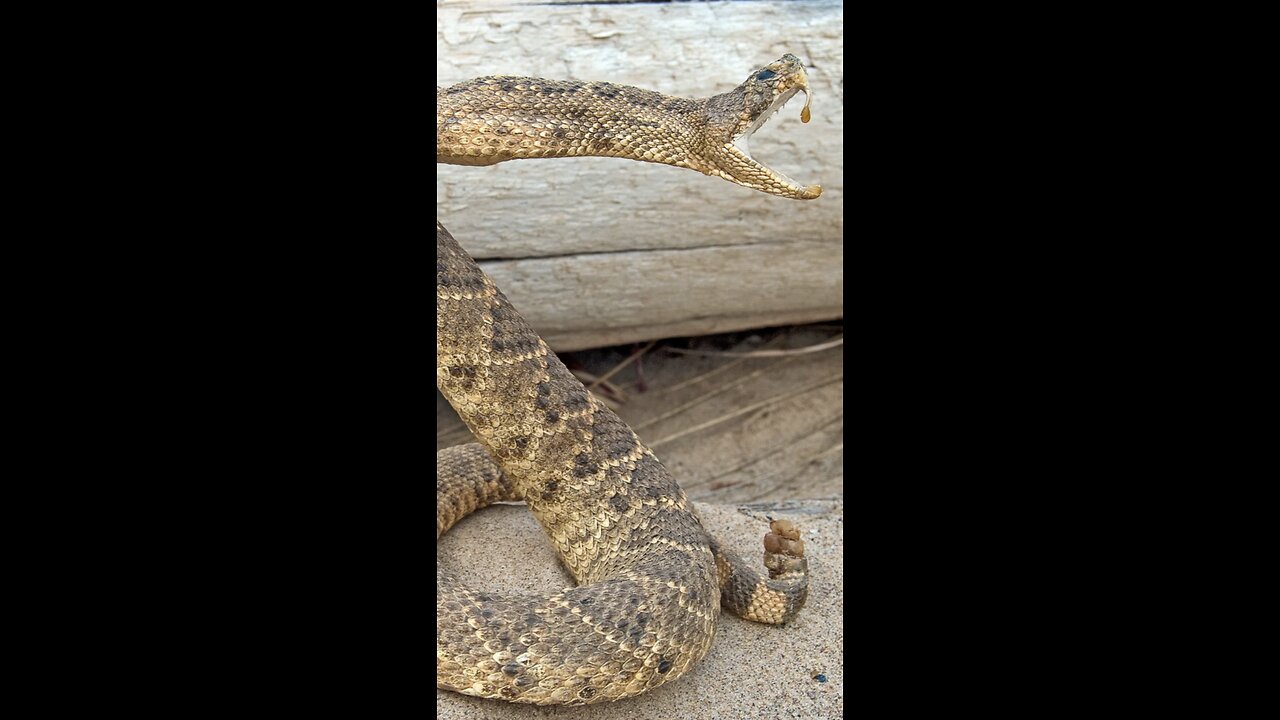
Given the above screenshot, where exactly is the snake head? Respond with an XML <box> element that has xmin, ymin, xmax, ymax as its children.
<box><xmin>702</xmin><ymin>54</ymin><xmax>822</xmax><ymax>200</ymax></box>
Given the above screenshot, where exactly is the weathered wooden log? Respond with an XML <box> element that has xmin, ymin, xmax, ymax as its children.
<box><xmin>437</xmin><ymin>0</ymin><xmax>844</xmax><ymax>351</ymax></box>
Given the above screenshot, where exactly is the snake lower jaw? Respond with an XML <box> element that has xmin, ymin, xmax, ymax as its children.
<box><xmin>782</xmin><ymin>183</ymin><xmax>823</xmax><ymax>200</ymax></box>
<box><xmin>793</xmin><ymin>184</ymin><xmax>823</xmax><ymax>200</ymax></box>
<box><xmin>713</xmin><ymin>143</ymin><xmax>822</xmax><ymax>200</ymax></box>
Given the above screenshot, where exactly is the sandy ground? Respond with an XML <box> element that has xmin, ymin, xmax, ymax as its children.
<box><xmin>437</xmin><ymin>325</ymin><xmax>844</xmax><ymax>718</ymax></box>
<box><xmin>436</xmin><ymin>499</ymin><xmax>843</xmax><ymax>720</ymax></box>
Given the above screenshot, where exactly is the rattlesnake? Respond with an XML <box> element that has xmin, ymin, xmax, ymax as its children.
<box><xmin>437</xmin><ymin>54</ymin><xmax>819</xmax><ymax>706</ymax></box>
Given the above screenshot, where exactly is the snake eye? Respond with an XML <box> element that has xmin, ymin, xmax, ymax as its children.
<box><xmin>755</xmin><ymin>69</ymin><xmax>776</xmax><ymax>81</ymax></box>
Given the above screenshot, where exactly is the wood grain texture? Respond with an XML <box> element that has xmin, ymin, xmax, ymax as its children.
<box><xmin>437</xmin><ymin>0</ymin><xmax>844</xmax><ymax>350</ymax></box>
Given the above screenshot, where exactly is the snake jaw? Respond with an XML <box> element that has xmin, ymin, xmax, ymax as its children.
<box><xmin>713</xmin><ymin>54</ymin><xmax>822</xmax><ymax>201</ymax></box>
<box><xmin>740</xmin><ymin>86</ymin><xmax>803</xmax><ymax>145</ymax></box>
<box><xmin>715</xmin><ymin>143</ymin><xmax>823</xmax><ymax>200</ymax></box>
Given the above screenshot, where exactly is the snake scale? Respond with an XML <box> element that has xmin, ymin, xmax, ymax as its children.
<box><xmin>437</xmin><ymin>54</ymin><xmax>819</xmax><ymax>705</ymax></box>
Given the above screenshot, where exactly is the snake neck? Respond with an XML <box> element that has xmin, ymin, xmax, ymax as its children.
<box><xmin>437</xmin><ymin>79</ymin><xmax>707</xmax><ymax>166</ymax></box>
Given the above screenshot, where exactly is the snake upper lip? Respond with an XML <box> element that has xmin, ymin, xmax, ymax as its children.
<box><xmin>744</xmin><ymin>86</ymin><xmax>807</xmax><ymax>144</ymax></box>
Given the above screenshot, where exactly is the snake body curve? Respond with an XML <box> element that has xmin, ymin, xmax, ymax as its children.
<box><xmin>437</xmin><ymin>54</ymin><xmax>818</xmax><ymax>706</ymax></box>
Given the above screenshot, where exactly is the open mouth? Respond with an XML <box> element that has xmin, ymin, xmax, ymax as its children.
<box><xmin>728</xmin><ymin>85</ymin><xmax>821</xmax><ymax>200</ymax></box>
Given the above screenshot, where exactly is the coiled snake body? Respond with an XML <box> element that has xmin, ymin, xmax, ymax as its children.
<box><xmin>437</xmin><ymin>54</ymin><xmax>818</xmax><ymax>705</ymax></box>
